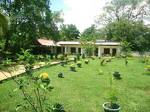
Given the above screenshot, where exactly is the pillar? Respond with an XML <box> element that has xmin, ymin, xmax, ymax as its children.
<box><xmin>76</xmin><ymin>47</ymin><xmax>78</xmax><ymax>54</ymax></box>
<box><xmin>110</xmin><ymin>48</ymin><xmax>113</xmax><ymax>56</ymax></box>
<box><xmin>98</xmin><ymin>47</ymin><xmax>101</xmax><ymax>57</ymax></box>
<box><xmin>65</xmin><ymin>46</ymin><xmax>67</xmax><ymax>54</ymax></box>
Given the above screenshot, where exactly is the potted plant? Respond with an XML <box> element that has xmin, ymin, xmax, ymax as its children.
<box><xmin>113</xmin><ymin>71</ymin><xmax>121</xmax><ymax>79</ymax></box>
<box><xmin>52</xmin><ymin>103</ymin><xmax>65</xmax><ymax>112</ymax></box>
<box><xmin>77</xmin><ymin>61</ymin><xmax>82</xmax><ymax>68</ymax></box>
<box><xmin>70</xmin><ymin>64</ymin><xmax>76</xmax><ymax>71</ymax></box>
<box><xmin>103</xmin><ymin>90</ymin><xmax>121</xmax><ymax>112</ymax></box>
<box><xmin>85</xmin><ymin>59</ymin><xmax>89</xmax><ymax>64</ymax></box>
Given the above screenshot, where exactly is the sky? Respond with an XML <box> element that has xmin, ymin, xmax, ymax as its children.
<box><xmin>51</xmin><ymin>0</ymin><xmax>109</xmax><ymax>32</ymax></box>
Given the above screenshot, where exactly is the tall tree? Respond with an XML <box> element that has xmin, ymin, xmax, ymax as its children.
<box><xmin>81</xmin><ymin>25</ymin><xmax>104</xmax><ymax>41</ymax></box>
<box><xmin>0</xmin><ymin>0</ymin><xmax>59</xmax><ymax>52</ymax></box>
<box><xmin>96</xmin><ymin>0</ymin><xmax>148</xmax><ymax>25</ymax></box>
<box><xmin>60</xmin><ymin>24</ymin><xmax>80</xmax><ymax>40</ymax></box>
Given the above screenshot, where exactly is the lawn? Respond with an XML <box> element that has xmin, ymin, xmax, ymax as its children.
<box><xmin>0</xmin><ymin>57</ymin><xmax>150</xmax><ymax>112</ymax></box>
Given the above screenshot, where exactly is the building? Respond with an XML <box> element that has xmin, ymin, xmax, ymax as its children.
<box><xmin>36</xmin><ymin>39</ymin><xmax>121</xmax><ymax>57</ymax></box>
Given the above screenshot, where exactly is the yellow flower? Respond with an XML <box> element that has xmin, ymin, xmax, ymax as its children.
<box><xmin>40</xmin><ymin>72</ymin><xmax>49</xmax><ymax>80</ymax></box>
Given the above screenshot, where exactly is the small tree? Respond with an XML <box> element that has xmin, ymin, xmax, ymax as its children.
<box><xmin>80</xmin><ymin>40</ymin><xmax>96</xmax><ymax>57</ymax></box>
<box><xmin>1</xmin><ymin>49</ymin><xmax>54</xmax><ymax>112</ymax></box>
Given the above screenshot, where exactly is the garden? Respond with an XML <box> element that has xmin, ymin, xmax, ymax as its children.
<box><xmin>0</xmin><ymin>56</ymin><xmax>150</xmax><ymax>112</ymax></box>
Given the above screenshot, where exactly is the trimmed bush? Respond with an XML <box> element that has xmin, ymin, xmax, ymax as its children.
<box><xmin>100</xmin><ymin>59</ymin><xmax>106</xmax><ymax>66</ymax></box>
<box><xmin>85</xmin><ymin>59</ymin><xmax>89</xmax><ymax>64</ymax></box>
<box><xmin>70</xmin><ymin>64</ymin><xmax>76</xmax><ymax>71</ymax></box>
<box><xmin>82</xmin><ymin>54</ymin><xmax>86</xmax><ymax>59</ymax></box>
<box><xmin>58</xmin><ymin>72</ymin><xmax>64</xmax><ymax>78</ymax></box>
<box><xmin>145</xmin><ymin>65</ymin><xmax>150</xmax><ymax>71</ymax></box>
<box><xmin>98</xmin><ymin>69</ymin><xmax>103</xmax><ymax>75</ymax></box>
<box><xmin>91</xmin><ymin>56</ymin><xmax>95</xmax><ymax>60</ymax></box>
<box><xmin>52</xmin><ymin>103</ymin><xmax>65</xmax><ymax>112</ymax></box>
<box><xmin>74</xmin><ymin>57</ymin><xmax>77</xmax><ymax>63</ymax></box>
<box><xmin>113</xmin><ymin>71</ymin><xmax>121</xmax><ymax>79</ymax></box>
<box><xmin>77</xmin><ymin>61</ymin><xmax>82</xmax><ymax>68</ymax></box>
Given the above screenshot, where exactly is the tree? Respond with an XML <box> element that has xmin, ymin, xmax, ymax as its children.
<box><xmin>0</xmin><ymin>0</ymin><xmax>60</xmax><ymax>52</ymax></box>
<box><xmin>104</xmin><ymin>18</ymin><xmax>150</xmax><ymax>53</ymax></box>
<box><xmin>60</xmin><ymin>24</ymin><xmax>80</xmax><ymax>40</ymax></box>
<box><xmin>81</xmin><ymin>25</ymin><xmax>100</xmax><ymax>41</ymax></box>
<box><xmin>0</xmin><ymin>12</ymin><xmax>9</xmax><ymax>36</ymax></box>
<box><xmin>96</xmin><ymin>0</ymin><xmax>148</xmax><ymax>25</ymax></box>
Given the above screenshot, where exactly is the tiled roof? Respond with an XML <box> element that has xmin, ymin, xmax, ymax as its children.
<box><xmin>37</xmin><ymin>39</ymin><xmax>57</xmax><ymax>46</ymax></box>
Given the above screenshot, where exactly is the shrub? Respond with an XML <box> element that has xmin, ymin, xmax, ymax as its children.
<box><xmin>91</xmin><ymin>56</ymin><xmax>95</xmax><ymax>60</ymax></box>
<box><xmin>98</xmin><ymin>69</ymin><xmax>103</xmax><ymax>75</ymax></box>
<box><xmin>58</xmin><ymin>72</ymin><xmax>64</xmax><ymax>78</ymax></box>
<box><xmin>74</xmin><ymin>57</ymin><xmax>77</xmax><ymax>63</ymax></box>
<box><xmin>106</xmin><ymin>58</ymin><xmax>111</xmax><ymax>62</ymax></box>
<box><xmin>70</xmin><ymin>64</ymin><xmax>76</xmax><ymax>71</ymax></box>
<box><xmin>76</xmin><ymin>53</ymin><xmax>80</xmax><ymax>60</ymax></box>
<box><xmin>60</xmin><ymin>61</ymin><xmax>65</xmax><ymax>66</ymax></box>
<box><xmin>113</xmin><ymin>71</ymin><xmax>121</xmax><ymax>79</ymax></box>
<box><xmin>100</xmin><ymin>59</ymin><xmax>106</xmax><ymax>66</ymax></box>
<box><xmin>145</xmin><ymin>65</ymin><xmax>150</xmax><ymax>71</ymax></box>
<box><xmin>82</xmin><ymin>54</ymin><xmax>86</xmax><ymax>59</ymax></box>
<box><xmin>52</xmin><ymin>103</ymin><xmax>65</xmax><ymax>112</ymax></box>
<box><xmin>77</xmin><ymin>61</ymin><xmax>82</xmax><ymax>68</ymax></box>
<box><xmin>85</xmin><ymin>59</ymin><xmax>89</xmax><ymax>64</ymax></box>
<box><xmin>60</xmin><ymin>55</ymin><xmax>65</xmax><ymax>61</ymax></box>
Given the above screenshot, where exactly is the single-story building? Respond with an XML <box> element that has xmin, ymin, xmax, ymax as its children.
<box><xmin>36</xmin><ymin>39</ymin><xmax>121</xmax><ymax>57</ymax></box>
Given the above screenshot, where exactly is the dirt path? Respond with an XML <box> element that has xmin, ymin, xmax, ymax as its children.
<box><xmin>0</xmin><ymin>61</ymin><xmax>60</xmax><ymax>81</ymax></box>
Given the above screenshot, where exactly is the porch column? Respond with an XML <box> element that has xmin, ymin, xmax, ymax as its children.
<box><xmin>110</xmin><ymin>48</ymin><xmax>113</xmax><ymax>56</ymax></box>
<box><xmin>76</xmin><ymin>47</ymin><xmax>78</xmax><ymax>54</ymax></box>
<box><xmin>65</xmin><ymin>46</ymin><xmax>67</xmax><ymax>54</ymax></box>
<box><xmin>98</xmin><ymin>47</ymin><xmax>101</xmax><ymax>57</ymax></box>
<box><xmin>81</xmin><ymin>48</ymin><xmax>83</xmax><ymax>54</ymax></box>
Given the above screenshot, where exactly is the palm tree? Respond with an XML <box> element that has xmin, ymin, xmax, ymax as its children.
<box><xmin>0</xmin><ymin>12</ymin><xmax>9</xmax><ymax>36</ymax></box>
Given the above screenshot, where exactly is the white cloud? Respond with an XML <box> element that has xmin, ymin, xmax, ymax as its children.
<box><xmin>63</xmin><ymin>0</ymin><xmax>108</xmax><ymax>32</ymax></box>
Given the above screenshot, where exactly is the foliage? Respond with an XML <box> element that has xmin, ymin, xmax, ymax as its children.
<box><xmin>98</xmin><ymin>69</ymin><xmax>103</xmax><ymax>75</ymax></box>
<box><xmin>70</xmin><ymin>64</ymin><xmax>76</xmax><ymax>71</ymax></box>
<box><xmin>2</xmin><ymin>58</ymin><xmax>13</xmax><ymax>66</ymax></box>
<box><xmin>1</xmin><ymin>49</ymin><xmax>54</xmax><ymax>112</ymax></box>
<box><xmin>73</xmin><ymin>57</ymin><xmax>77</xmax><ymax>63</ymax></box>
<box><xmin>76</xmin><ymin>53</ymin><xmax>80</xmax><ymax>60</ymax></box>
<box><xmin>0</xmin><ymin>12</ymin><xmax>9</xmax><ymax>36</ymax></box>
<box><xmin>81</xmin><ymin>54</ymin><xmax>86</xmax><ymax>59</ymax></box>
<box><xmin>80</xmin><ymin>41</ymin><xmax>95</xmax><ymax>57</ymax></box>
<box><xmin>145</xmin><ymin>65</ymin><xmax>150</xmax><ymax>72</ymax></box>
<box><xmin>77</xmin><ymin>61</ymin><xmax>82</xmax><ymax>68</ymax></box>
<box><xmin>0</xmin><ymin>0</ymin><xmax>60</xmax><ymax>53</ymax></box>
<box><xmin>100</xmin><ymin>59</ymin><xmax>106</xmax><ymax>66</ymax></box>
<box><xmin>121</xmin><ymin>41</ymin><xmax>131</xmax><ymax>56</ymax></box>
<box><xmin>51</xmin><ymin>103</ymin><xmax>65</xmax><ymax>112</ymax></box>
<box><xmin>81</xmin><ymin>25</ymin><xmax>101</xmax><ymax>41</ymax></box>
<box><xmin>59</xmin><ymin>24</ymin><xmax>80</xmax><ymax>40</ymax></box>
<box><xmin>58</xmin><ymin>72</ymin><xmax>64</xmax><ymax>78</ymax></box>
<box><xmin>113</xmin><ymin>71</ymin><xmax>121</xmax><ymax>79</ymax></box>
<box><xmin>84</xmin><ymin>59</ymin><xmax>89</xmax><ymax>64</ymax></box>
<box><xmin>107</xmin><ymin>89</ymin><xmax>119</xmax><ymax>109</ymax></box>
<box><xmin>17</xmin><ymin>49</ymin><xmax>35</xmax><ymax>66</ymax></box>
<box><xmin>96</xmin><ymin>0</ymin><xmax>148</xmax><ymax>25</ymax></box>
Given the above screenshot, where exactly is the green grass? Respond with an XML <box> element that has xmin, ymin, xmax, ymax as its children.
<box><xmin>0</xmin><ymin>58</ymin><xmax>150</xmax><ymax>112</ymax></box>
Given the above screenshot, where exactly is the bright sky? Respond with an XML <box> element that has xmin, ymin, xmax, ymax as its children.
<box><xmin>51</xmin><ymin>0</ymin><xmax>109</xmax><ymax>32</ymax></box>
